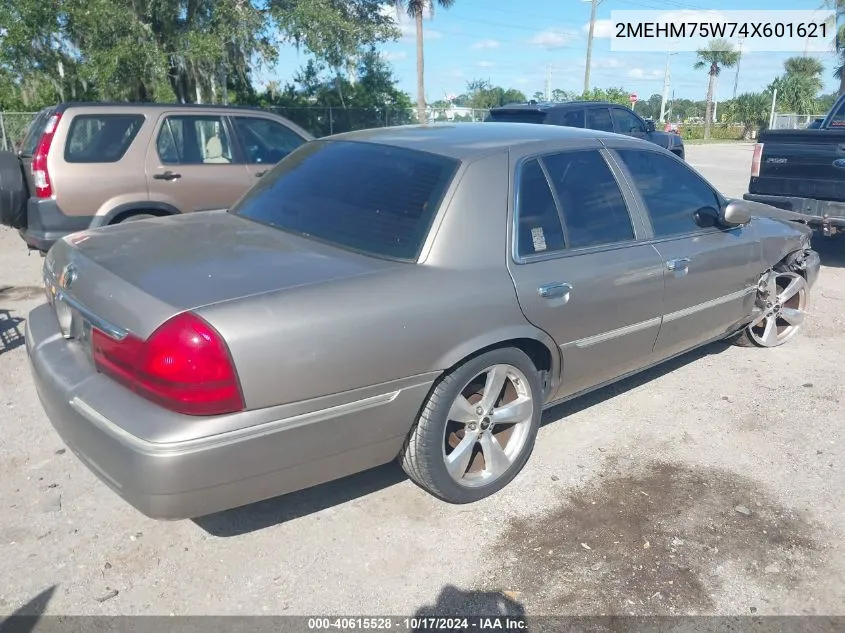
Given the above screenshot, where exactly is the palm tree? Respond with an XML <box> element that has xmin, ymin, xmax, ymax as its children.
<box><xmin>694</xmin><ymin>38</ymin><xmax>740</xmax><ymax>139</ymax></box>
<box><xmin>784</xmin><ymin>56</ymin><xmax>825</xmax><ymax>86</ymax></box>
<box><xmin>395</xmin><ymin>0</ymin><xmax>455</xmax><ymax>124</ymax></box>
<box><xmin>726</xmin><ymin>92</ymin><xmax>770</xmax><ymax>139</ymax></box>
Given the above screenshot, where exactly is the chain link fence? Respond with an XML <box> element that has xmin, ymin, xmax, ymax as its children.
<box><xmin>0</xmin><ymin>107</ymin><xmax>494</xmax><ymax>148</ymax></box>
<box><xmin>771</xmin><ymin>113</ymin><xmax>824</xmax><ymax>130</ymax></box>
<box><xmin>0</xmin><ymin>112</ymin><xmax>40</xmax><ymax>152</ymax></box>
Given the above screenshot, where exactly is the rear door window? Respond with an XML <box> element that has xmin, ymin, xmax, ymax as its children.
<box><xmin>18</xmin><ymin>108</ymin><xmax>53</xmax><ymax>156</ymax></box>
<box><xmin>486</xmin><ymin>110</ymin><xmax>548</xmax><ymax>124</ymax></box>
<box><xmin>231</xmin><ymin>117</ymin><xmax>307</xmax><ymax>164</ymax></box>
<box><xmin>230</xmin><ymin>140</ymin><xmax>459</xmax><ymax>261</ymax></box>
<box><xmin>156</xmin><ymin>115</ymin><xmax>234</xmax><ymax>165</ymax></box>
<box><xmin>586</xmin><ymin>107</ymin><xmax>614</xmax><ymax>132</ymax></box>
<box><xmin>542</xmin><ymin>150</ymin><xmax>635</xmax><ymax>249</ymax></box>
<box><xmin>556</xmin><ymin>108</ymin><xmax>585</xmax><ymax>128</ymax></box>
<box><xmin>515</xmin><ymin>159</ymin><xmax>566</xmax><ymax>257</ymax></box>
<box><xmin>64</xmin><ymin>114</ymin><xmax>145</xmax><ymax>163</ymax></box>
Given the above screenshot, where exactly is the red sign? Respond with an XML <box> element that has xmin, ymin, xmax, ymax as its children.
<box><xmin>630</xmin><ymin>93</ymin><xmax>638</xmax><ymax>103</ymax></box>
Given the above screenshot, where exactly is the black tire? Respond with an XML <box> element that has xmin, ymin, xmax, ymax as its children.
<box><xmin>399</xmin><ymin>347</ymin><xmax>542</xmax><ymax>504</ymax></box>
<box><xmin>116</xmin><ymin>213</ymin><xmax>157</xmax><ymax>223</ymax></box>
<box><xmin>0</xmin><ymin>151</ymin><xmax>28</xmax><ymax>229</ymax></box>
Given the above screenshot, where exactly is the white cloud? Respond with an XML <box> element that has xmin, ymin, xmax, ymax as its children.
<box><xmin>628</xmin><ymin>68</ymin><xmax>663</xmax><ymax>79</ymax></box>
<box><xmin>381</xmin><ymin>3</ymin><xmax>441</xmax><ymax>42</ymax></box>
<box><xmin>383</xmin><ymin>51</ymin><xmax>408</xmax><ymax>61</ymax></box>
<box><xmin>471</xmin><ymin>39</ymin><xmax>500</xmax><ymax>50</ymax></box>
<box><xmin>584</xmin><ymin>19</ymin><xmax>615</xmax><ymax>39</ymax></box>
<box><xmin>515</xmin><ymin>77</ymin><xmax>530</xmax><ymax>85</ymax></box>
<box><xmin>477</xmin><ymin>61</ymin><xmax>495</xmax><ymax>68</ymax></box>
<box><xmin>594</xmin><ymin>56</ymin><xmax>624</xmax><ymax>69</ymax></box>
<box><xmin>528</xmin><ymin>28</ymin><xmax>578</xmax><ymax>49</ymax></box>
<box><xmin>451</xmin><ymin>69</ymin><xmax>464</xmax><ymax>78</ymax></box>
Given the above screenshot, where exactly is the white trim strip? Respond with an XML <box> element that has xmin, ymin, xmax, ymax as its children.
<box><xmin>69</xmin><ymin>389</ymin><xmax>402</xmax><ymax>455</ymax></box>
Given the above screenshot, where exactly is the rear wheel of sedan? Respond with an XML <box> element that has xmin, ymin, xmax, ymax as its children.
<box><xmin>399</xmin><ymin>347</ymin><xmax>542</xmax><ymax>504</ymax></box>
<box><xmin>736</xmin><ymin>269</ymin><xmax>809</xmax><ymax>348</ymax></box>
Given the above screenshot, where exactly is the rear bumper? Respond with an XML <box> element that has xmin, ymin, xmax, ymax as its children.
<box><xmin>26</xmin><ymin>303</ymin><xmax>433</xmax><ymax>520</ymax></box>
<box><xmin>743</xmin><ymin>193</ymin><xmax>845</xmax><ymax>230</ymax></box>
<box><xmin>19</xmin><ymin>198</ymin><xmax>93</xmax><ymax>253</ymax></box>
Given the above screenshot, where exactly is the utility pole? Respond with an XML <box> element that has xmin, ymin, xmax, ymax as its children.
<box><xmin>545</xmin><ymin>64</ymin><xmax>552</xmax><ymax>101</ymax></box>
<box><xmin>583</xmin><ymin>0</ymin><xmax>598</xmax><ymax>94</ymax></box>
<box><xmin>732</xmin><ymin>38</ymin><xmax>743</xmax><ymax>100</ymax></box>
<box><xmin>769</xmin><ymin>88</ymin><xmax>778</xmax><ymax>128</ymax></box>
<box><xmin>659</xmin><ymin>45</ymin><xmax>677</xmax><ymax>122</ymax></box>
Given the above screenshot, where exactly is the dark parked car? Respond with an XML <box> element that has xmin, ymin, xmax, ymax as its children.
<box><xmin>486</xmin><ymin>100</ymin><xmax>685</xmax><ymax>159</ymax></box>
<box><xmin>744</xmin><ymin>93</ymin><xmax>845</xmax><ymax>239</ymax></box>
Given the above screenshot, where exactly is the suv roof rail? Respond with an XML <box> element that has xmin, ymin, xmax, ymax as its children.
<box><xmin>53</xmin><ymin>101</ymin><xmax>272</xmax><ymax>114</ymax></box>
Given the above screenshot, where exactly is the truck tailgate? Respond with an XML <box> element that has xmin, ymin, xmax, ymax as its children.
<box><xmin>749</xmin><ymin>129</ymin><xmax>845</xmax><ymax>202</ymax></box>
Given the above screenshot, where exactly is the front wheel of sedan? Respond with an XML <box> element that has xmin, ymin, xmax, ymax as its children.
<box><xmin>737</xmin><ymin>269</ymin><xmax>809</xmax><ymax>348</ymax></box>
<box><xmin>399</xmin><ymin>348</ymin><xmax>542</xmax><ymax>504</ymax></box>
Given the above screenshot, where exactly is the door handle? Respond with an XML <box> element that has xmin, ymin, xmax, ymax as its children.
<box><xmin>255</xmin><ymin>170</ymin><xmax>269</xmax><ymax>177</ymax></box>
<box><xmin>538</xmin><ymin>282</ymin><xmax>572</xmax><ymax>301</ymax></box>
<box><xmin>667</xmin><ymin>258</ymin><xmax>691</xmax><ymax>273</ymax></box>
<box><xmin>153</xmin><ymin>171</ymin><xmax>181</xmax><ymax>181</ymax></box>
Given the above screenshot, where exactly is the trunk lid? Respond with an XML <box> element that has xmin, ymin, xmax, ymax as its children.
<box><xmin>45</xmin><ymin>210</ymin><xmax>401</xmax><ymax>339</ymax></box>
<box><xmin>750</xmin><ymin>129</ymin><xmax>845</xmax><ymax>202</ymax></box>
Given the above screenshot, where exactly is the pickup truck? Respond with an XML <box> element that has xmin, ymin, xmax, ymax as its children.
<box><xmin>743</xmin><ymin>94</ymin><xmax>845</xmax><ymax>237</ymax></box>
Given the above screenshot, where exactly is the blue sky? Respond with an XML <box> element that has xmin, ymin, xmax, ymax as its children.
<box><xmin>263</xmin><ymin>0</ymin><xmax>840</xmax><ymax>102</ymax></box>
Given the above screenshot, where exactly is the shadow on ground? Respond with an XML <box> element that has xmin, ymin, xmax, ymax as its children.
<box><xmin>195</xmin><ymin>339</ymin><xmax>736</xmax><ymax>537</ymax></box>
<box><xmin>542</xmin><ymin>338</ymin><xmax>733</xmax><ymax>426</ymax></box>
<box><xmin>812</xmin><ymin>231</ymin><xmax>845</xmax><ymax>269</ymax></box>
<box><xmin>0</xmin><ymin>309</ymin><xmax>25</xmax><ymax>356</ymax></box>
<box><xmin>0</xmin><ymin>586</ymin><xmax>56</xmax><ymax>633</ymax></box>
<box><xmin>193</xmin><ymin>461</ymin><xmax>408</xmax><ymax>537</ymax></box>
<box><xmin>412</xmin><ymin>585</ymin><xmax>527</xmax><ymax>618</ymax></box>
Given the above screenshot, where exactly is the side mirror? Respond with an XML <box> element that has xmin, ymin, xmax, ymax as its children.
<box><xmin>721</xmin><ymin>200</ymin><xmax>753</xmax><ymax>227</ymax></box>
<box><xmin>645</xmin><ymin>119</ymin><xmax>656</xmax><ymax>132</ymax></box>
<box><xmin>694</xmin><ymin>206</ymin><xmax>720</xmax><ymax>228</ymax></box>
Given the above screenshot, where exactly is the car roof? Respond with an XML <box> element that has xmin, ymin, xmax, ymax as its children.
<box><xmin>490</xmin><ymin>101</ymin><xmax>620</xmax><ymax>111</ymax></box>
<box><xmin>324</xmin><ymin>122</ymin><xmax>640</xmax><ymax>160</ymax></box>
<box><xmin>51</xmin><ymin>101</ymin><xmax>276</xmax><ymax>115</ymax></box>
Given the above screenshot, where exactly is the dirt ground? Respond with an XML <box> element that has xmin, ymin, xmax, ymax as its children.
<box><xmin>0</xmin><ymin>143</ymin><xmax>843</xmax><ymax>617</ymax></box>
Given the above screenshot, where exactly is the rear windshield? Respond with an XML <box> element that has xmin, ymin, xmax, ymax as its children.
<box><xmin>230</xmin><ymin>140</ymin><xmax>459</xmax><ymax>261</ymax></box>
<box><xmin>19</xmin><ymin>108</ymin><xmax>53</xmax><ymax>156</ymax></box>
<box><xmin>486</xmin><ymin>110</ymin><xmax>548</xmax><ymax>124</ymax></box>
<box><xmin>64</xmin><ymin>114</ymin><xmax>145</xmax><ymax>163</ymax></box>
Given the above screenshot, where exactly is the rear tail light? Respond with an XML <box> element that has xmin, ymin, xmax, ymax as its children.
<box><xmin>751</xmin><ymin>142</ymin><xmax>764</xmax><ymax>178</ymax></box>
<box><xmin>32</xmin><ymin>113</ymin><xmax>62</xmax><ymax>199</ymax></box>
<box><xmin>91</xmin><ymin>312</ymin><xmax>244</xmax><ymax>416</ymax></box>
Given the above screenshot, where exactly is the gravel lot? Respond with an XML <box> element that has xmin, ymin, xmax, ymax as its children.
<box><xmin>1</xmin><ymin>143</ymin><xmax>843</xmax><ymax>617</ymax></box>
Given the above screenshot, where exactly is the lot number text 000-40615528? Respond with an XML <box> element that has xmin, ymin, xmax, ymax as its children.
<box><xmin>609</xmin><ymin>9</ymin><xmax>835</xmax><ymax>52</ymax></box>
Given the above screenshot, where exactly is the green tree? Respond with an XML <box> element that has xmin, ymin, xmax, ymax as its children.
<box><xmin>768</xmin><ymin>74</ymin><xmax>820</xmax><ymax>114</ymax></box>
<box><xmin>465</xmin><ymin>79</ymin><xmax>526</xmax><ymax>110</ymax></box>
<box><xmin>0</xmin><ymin>0</ymin><xmax>400</xmax><ymax>108</ymax></box>
<box><xmin>783</xmin><ymin>56</ymin><xmax>824</xmax><ymax>93</ymax></box>
<box><xmin>579</xmin><ymin>87</ymin><xmax>629</xmax><ymax>106</ymax></box>
<box><xmin>393</xmin><ymin>0</ymin><xmax>455</xmax><ymax>123</ymax></box>
<box><xmin>257</xmin><ymin>49</ymin><xmax>413</xmax><ymax>136</ymax></box>
<box><xmin>726</xmin><ymin>92</ymin><xmax>770</xmax><ymax>138</ymax></box>
<box><xmin>693</xmin><ymin>38</ymin><xmax>740</xmax><ymax>139</ymax></box>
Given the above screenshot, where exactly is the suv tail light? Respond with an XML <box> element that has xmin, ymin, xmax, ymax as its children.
<box><xmin>32</xmin><ymin>112</ymin><xmax>62</xmax><ymax>199</ymax></box>
<box><xmin>91</xmin><ymin>312</ymin><xmax>245</xmax><ymax>416</ymax></box>
<box><xmin>751</xmin><ymin>142</ymin><xmax>764</xmax><ymax>178</ymax></box>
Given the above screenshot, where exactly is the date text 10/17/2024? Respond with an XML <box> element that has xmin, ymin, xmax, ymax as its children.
<box><xmin>308</xmin><ymin>618</ymin><xmax>528</xmax><ymax>630</ymax></box>
<box><xmin>609</xmin><ymin>10</ymin><xmax>836</xmax><ymax>53</ymax></box>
